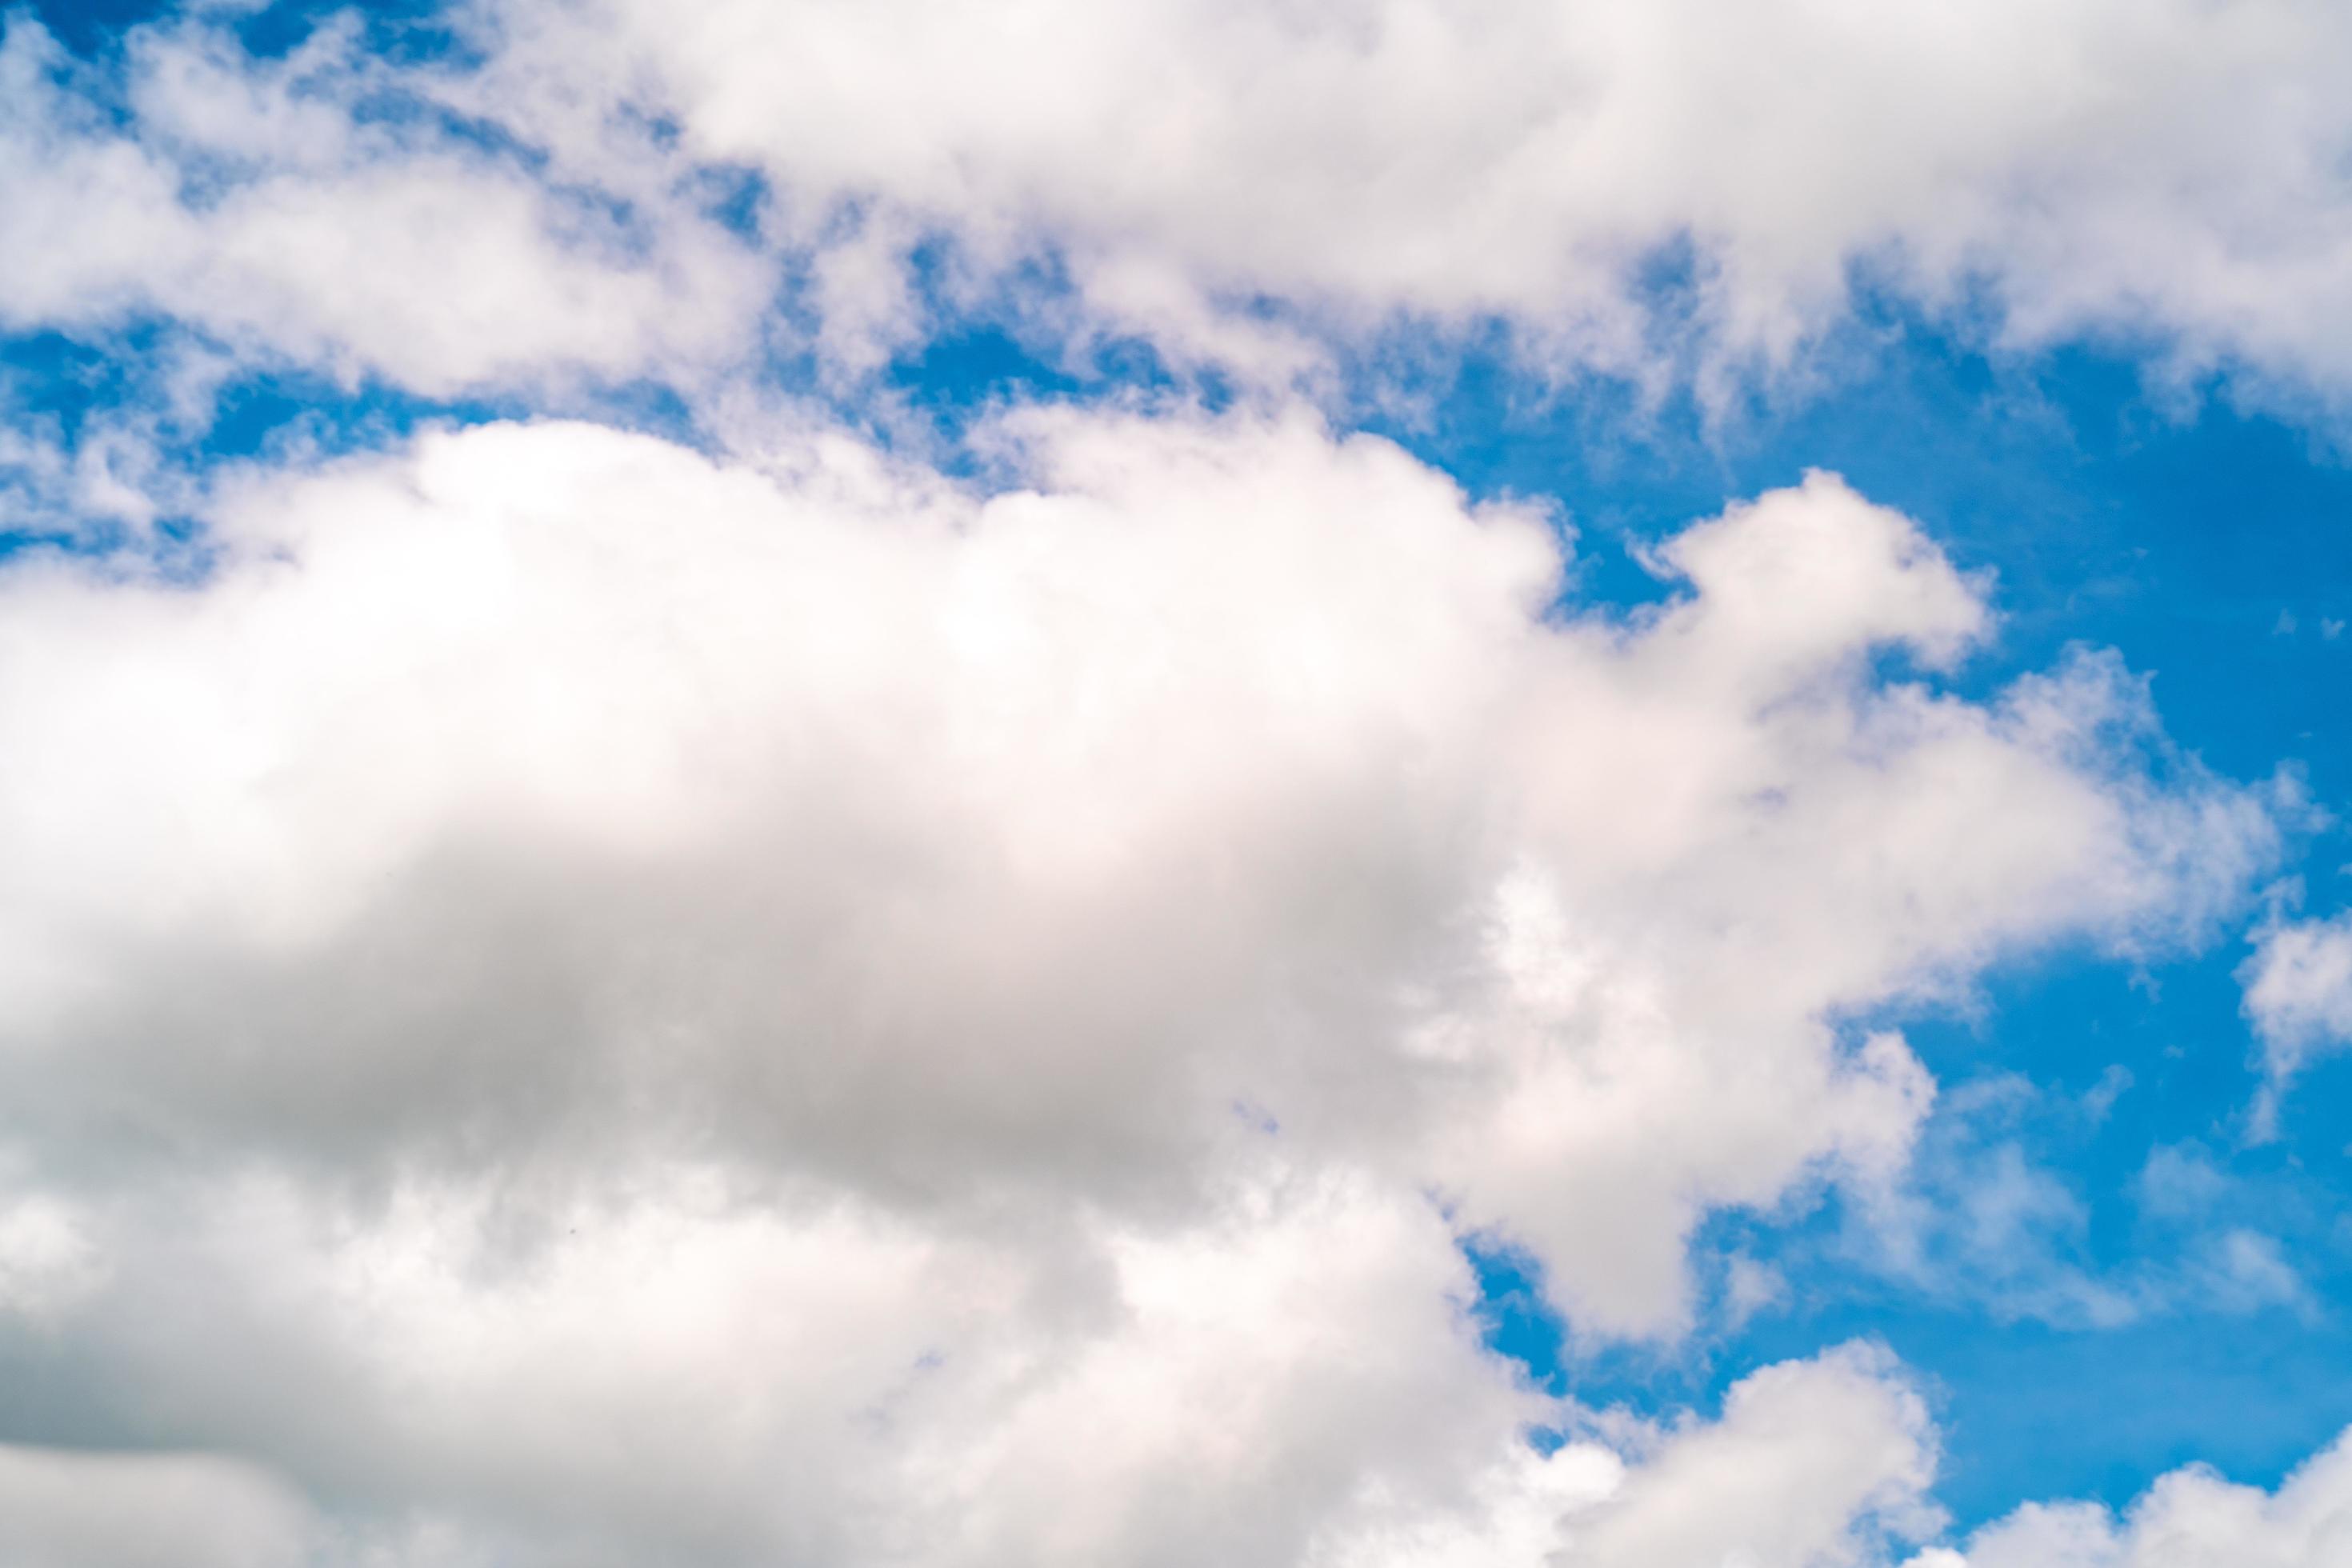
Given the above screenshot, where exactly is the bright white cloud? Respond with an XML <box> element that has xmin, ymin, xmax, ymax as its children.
<box><xmin>421</xmin><ymin>0</ymin><xmax>2352</xmax><ymax>402</ymax></box>
<box><xmin>0</xmin><ymin>404</ymin><xmax>2283</xmax><ymax>1558</ymax></box>
<box><xmin>1953</xmin><ymin>1426</ymin><xmax>2352</xmax><ymax>1568</ymax></box>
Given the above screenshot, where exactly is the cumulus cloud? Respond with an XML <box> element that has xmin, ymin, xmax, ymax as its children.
<box><xmin>0</xmin><ymin>413</ymin><xmax>2273</xmax><ymax>1314</ymax></box>
<box><xmin>1558</xmin><ymin>1342</ymin><xmax>1941</xmax><ymax>1568</ymax></box>
<box><xmin>1951</xmin><ymin>1426</ymin><xmax>2352</xmax><ymax>1568</ymax></box>
<box><xmin>0</xmin><ymin>402</ymin><xmax>2285</xmax><ymax>1559</ymax></box>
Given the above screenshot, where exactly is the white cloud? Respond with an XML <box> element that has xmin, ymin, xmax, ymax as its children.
<box><xmin>0</xmin><ymin>1445</ymin><xmax>314</xmax><ymax>1568</ymax></box>
<box><xmin>2135</xmin><ymin>1142</ymin><xmax>2232</xmax><ymax>1222</ymax></box>
<box><xmin>0</xmin><ymin>414</ymin><xmax>2270</xmax><ymax>1326</ymax></box>
<box><xmin>12</xmin><ymin>3</ymin><xmax>2352</xmax><ymax>413</ymax></box>
<box><xmin>1556</xmin><ymin>1342</ymin><xmax>1942</xmax><ymax>1568</ymax></box>
<box><xmin>14</xmin><ymin>1164</ymin><xmax>1577</xmax><ymax>1566</ymax></box>
<box><xmin>0</xmin><ymin>6</ymin><xmax>2333</xmax><ymax>1558</ymax></box>
<box><xmin>1955</xmin><ymin>1426</ymin><xmax>2352</xmax><ymax>1567</ymax></box>
<box><xmin>0</xmin><ymin>1191</ymin><xmax>103</xmax><ymax>1320</ymax></box>
<box><xmin>0</xmin><ymin>1158</ymin><xmax>1946</xmax><ymax>1566</ymax></box>
<box><xmin>0</xmin><ymin>406</ymin><xmax>2284</xmax><ymax>1558</ymax></box>
<box><xmin>2191</xmin><ymin>1228</ymin><xmax>2310</xmax><ymax>1317</ymax></box>
<box><xmin>1723</xmin><ymin>1254</ymin><xmax>1790</xmax><ymax>1330</ymax></box>
<box><xmin>465</xmin><ymin>0</ymin><xmax>2352</xmax><ymax>403</ymax></box>
<box><xmin>2242</xmin><ymin>912</ymin><xmax>2352</xmax><ymax>1106</ymax></box>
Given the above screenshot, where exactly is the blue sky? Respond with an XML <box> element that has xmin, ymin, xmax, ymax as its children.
<box><xmin>3</xmin><ymin>2</ymin><xmax>2352</xmax><ymax>1565</ymax></box>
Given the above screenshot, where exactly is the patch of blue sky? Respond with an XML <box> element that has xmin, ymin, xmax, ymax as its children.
<box><xmin>202</xmin><ymin>366</ymin><xmax>714</xmax><ymax>471</ymax></box>
<box><xmin>0</xmin><ymin>308</ymin><xmax>723</xmax><ymax>460</ymax></box>
<box><xmin>2</xmin><ymin>323</ymin><xmax>488</xmax><ymax>559</ymax></box>
<box><xmin>23</xmin><ymin>0</ymin><xmax>468</xmax><ymax>64</ymax></box>
<box><xmin>16</xmin><ymin>0</ymin><xmax>174</xmax><ymax>55</ymax></box>
<box><xmin>203</xmin><ymin>370</ymin><xmax>507</xmax><ymax>460</ymax></box>
<box><xmin>687</xmin><ymin>158</ymin><xmax>771</xmax><ymax>244</ymax></box>
<box><xmin>230</xmin><ymin>0</ymin><xmax>467</xmax><ymax>66</ymax></box>
<box><xmin>858</xmin><ymin>239</ymin><xmax>1226</xmax><ymax>470</ymax></box>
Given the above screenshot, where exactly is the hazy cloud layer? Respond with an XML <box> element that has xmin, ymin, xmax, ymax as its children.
<box><xmin>2242</xmin><ymin>912</ymin><xmax>2352</xmax><ymax>1112</ymax></box>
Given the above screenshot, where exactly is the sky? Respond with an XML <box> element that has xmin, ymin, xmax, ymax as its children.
<box><xmin>1</xmin><ymin>2</ymin><xmax>2351</xmax><ymax>1565</ymax></box>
